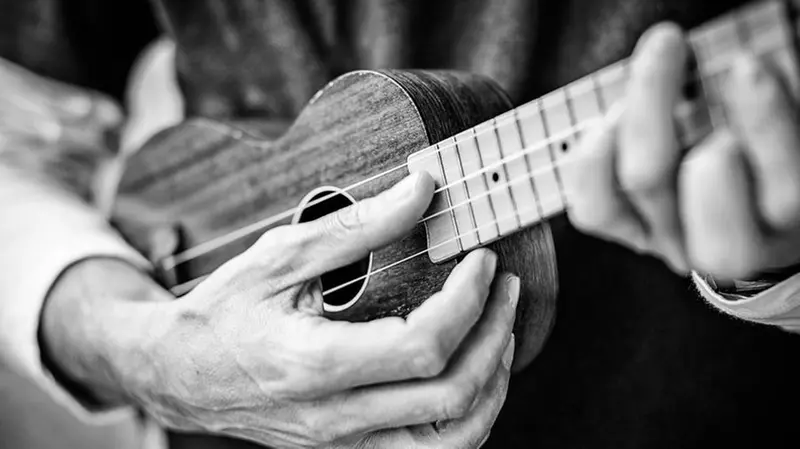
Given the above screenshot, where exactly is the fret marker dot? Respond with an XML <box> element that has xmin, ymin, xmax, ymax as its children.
<box><xmin>492</xmin><ymin>172</ymin><xmax>500</xmax><ymax>182</ymax></box>
<box><xmin>561</xmin><ymin>141</ymin><xmax>569</xmax><ymax>152</ymax></box>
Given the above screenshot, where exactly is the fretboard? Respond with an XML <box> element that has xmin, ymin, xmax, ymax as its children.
<box><xmin>408</xmin><ymin>0</ymin><xmax>800</xmax><ymax>263</ymax></box>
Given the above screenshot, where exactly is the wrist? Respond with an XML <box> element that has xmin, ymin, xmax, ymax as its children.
<box><xmin>40</xmin><ymin>257</ymin><xmax>173</xmax><ymax>409</ymax></box>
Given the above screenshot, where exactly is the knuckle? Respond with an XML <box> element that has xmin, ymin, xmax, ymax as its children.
<box><xmin>570</xmin><ymin>205</ymin><xmax>608</xmax><ymax>231</ymax></box>
<box><xmin>767</xmin><ymin>182</ymin><xmax>800</xmax><ymax>227</ymax></box>
<box><xmin>308</xmin><ymin>342</ymin><xmax>336</xmax><ymax>372</ymax></box>
<box><xmin>735</xmin><ymin>60</ymin><xmax>787</xmax><ymax>128</ymax></box>
<box><xmin>688</xmin><ymin>242</ymin><xmax>758</xmax><ymax>280</ymax></box>
<box><xmin>304</xmin><ymin>417</ymin><xmax>340</xmax><ymax>444</ymax></box>
<box><xmin>407</xmin><ymin>335</ymin><xmax>448</xmax><ymax>378</ymax></box>
<box><xmin>743</xmin><ymin>60</ymin><xmax>782</xmax><ymax>100</ymax></box>
<box><xmin>569</xmin><ymin>202</ymin><xmax>619</xmax><ymax>234</ymax></box>
<box><xmin>254</xmin><ymin>225</ymin><xmax>301</xmax><ymax>252</ymax></box>
<box><xmin>746</xmin><ymin>91</ymin><xmax>782</xmax><ymax>134</ymax></box>
<box><xmin>441</xmin><ymin>381</ymin><xmax>481</xmax><ymax>419</ymax></box>
<box><xmin>327</xmin><ymin>202</ymin><xmax>365</xmax><ymax>238</ymax></box>
<box><xmin>249</xmin><ymin>226</ymin><xmax>307</xmax><ymax>277</ymax></box>
<box><xmin>617</xmin><ymin>139</ymin><xmax>676</xmax><ymax>194</ymax></box>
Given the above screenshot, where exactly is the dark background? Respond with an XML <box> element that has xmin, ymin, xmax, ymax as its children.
<box><xmin>0</xmin><ymin>1</ymin><xmax>797</xmax><ymax>448</ymax></box>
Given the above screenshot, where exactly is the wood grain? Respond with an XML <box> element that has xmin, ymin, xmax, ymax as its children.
<box><xmin>118</xmin><ymin>69</ymin><xmax>558</xmax><ymax>370</ymax></box>
<box><xmin>116</xmin><ymin>69</ymin><xmax>559</xmax><ymax>448</ymax></box>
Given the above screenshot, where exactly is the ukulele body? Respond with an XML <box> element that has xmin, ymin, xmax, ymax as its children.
<box><xmin>117</xmin><ymin>69</ymin><xmax>559</xmax><ymax>371</ymax></box>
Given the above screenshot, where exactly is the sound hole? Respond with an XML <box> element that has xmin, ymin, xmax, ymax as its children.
<box><xmin>296</xmin><ymin>188</ymin><xmax>371</xmax><ymax>312</ymax></box>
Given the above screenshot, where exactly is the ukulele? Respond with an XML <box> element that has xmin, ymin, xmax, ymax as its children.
<box><xmin>115</xmin><ymin>0</ymin><xmax>800</xmax><ymax>384</ymax></box>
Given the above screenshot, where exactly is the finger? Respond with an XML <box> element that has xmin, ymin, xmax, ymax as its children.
<box><xmin>54</xmin><ymin>95</ymin><xmax>123</xmax><ymax>152</ymax></box>
<box><xmin>310</xmin><ymin>274</ymin><xmax>518</xmax><ymax>437</ymax></box>
<box><xmin>250</xmin><ymin>171</ymin><xmax>435</xmax><ymax>283</ymax></box>
<box><xmin>356</xmin><ymin>339</ymin><xmax>513</xmax><ymax>449</ymax></box>
<box><xmin>0</xmin><ymin>57</ymin><xmax>122</xmax><ymax>126</ymax></box>
<box><xmin>424</xmin><ymin>349</ymin><xmax>511</xmax><ymax>449</ymax></box>
<box><xmin>727</xmin><ymin>52</ymin><xmax>800</xmax><ymax>231</ymax></box>
<box><xmin>565</xmin><ymin>103</ymin><xmax>648</xmax><ymax>251</ymax></box>
<box><xmin>0</xmin><ymin>59</ymin><xmax>124</xmax><ymax>126</ymax></box>
<box><xmin>305</xmin><ymin>250</ymin><xmax>501</xmax><ymax>392</ymax></box>
<box><xmin>680</xmin><ymin>130</ymin><xmax>767</xmax><ymax>280</ymax></box>
<box><xmin>619</xmin><ymin>22</ymin><xmax>689</xmax><ymax>270</ymax></box>
<box><xmin>0</xmin><ymin>59</ymin><xmax>122</xmax><ymax>152</ymax></box>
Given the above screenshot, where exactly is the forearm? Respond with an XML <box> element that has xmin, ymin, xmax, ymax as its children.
<box><xmin>40</xmin><ymin>257</ymin><xmax>174</xmax><ymax>409</ymax></box>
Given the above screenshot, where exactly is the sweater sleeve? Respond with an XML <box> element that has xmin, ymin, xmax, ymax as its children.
<box><xmin>692</xmin><ymin>271</ymin><xmax>800</xmax><ymax>332</ymax></box>
<box><xmin>0</xmin><ymin>164</ymin><xmax>151</xmax><ymax>423</ymax></box>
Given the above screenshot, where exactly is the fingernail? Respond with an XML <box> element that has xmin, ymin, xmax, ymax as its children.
<box><xmin>507</xmin><ymin>275</ymin><xmax>520</xmax><ymax>309</ymax></box>
<box><xmin>484</xmin><ymin>251</ymin><xmax>498</xmax><ymax>274</ymax></box>
<box><xmin>502</xmin><ymin>334</ymin><xmax>515</xmax><ymax>370</ymax></box>
<box><xmin>478</xmin><ymin>431</ymin><xmax>492</xmax><ymax>448</ymax></box>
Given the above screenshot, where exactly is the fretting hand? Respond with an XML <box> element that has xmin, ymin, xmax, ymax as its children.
<box><xmin>565</xmin><ymin>23</ymin><xmax>800</xmax><ymax>282</ymax></box>
<box><xmin>42</xmin><ymin>172</ymin><xmax>518</xmax><ymax>449</ymax></box>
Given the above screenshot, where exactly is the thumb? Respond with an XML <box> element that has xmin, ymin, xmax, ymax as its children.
<box><xmin>274</xmin><ymin>171</ymin><xmax>435</xmax><ymax>283</ymax></box>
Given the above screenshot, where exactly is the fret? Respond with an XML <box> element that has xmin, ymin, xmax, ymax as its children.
<box><xmin>690</xmin><ymin>14</ymin><xmax>742</xmax><ymax>69</ymax></box>
<box><xmin>440</xmin><ymin>138</ymin><xmax>480</xmax><ymax>250</ymax></box>
<box><xmin>458</xmin><ymin>129</ymin><xmax>501</xmax><ymax>243</ymax></box>
<box><xmin>689</xmin><ymin>0</ymin><xmax>798</xmax><ymax>131</ymax></box>
<box><xmin>590</xmin><ymin>73</ymin><xmax>608</xmax><ymax>113</ymax></box>
<box><xmin>564</xmin><ymin>86</ymin><xmax>580</xmax><ymax>140</ymax></box>
<box><xmin>435</xmin><ymin>145</ymin><xmax>462</xmax><ymax>253</ymax></box>
<box><xmin>566</xmin><ymin>78</ymin><xmax>604</xmax><ymax>130</ymax></box>
<box><xmin>434</xmin><ymin>143</ymin><xmax>463</xmax><ymax>251</ymax></box>
<box><xmin>494</xmin><ymin>112</ymin><xmax>540</xmax><ymax>225</ymax></box>
<box><xmin>768</xmin><ymin>45</ymin><xmax>800</xmax><ymax>97</ymax></box>
<box><xmin>513</xmin><ymin>110</ymin><xmax>545</xmax><ymax>219</ymax></box>
<box><xmin>492</xmin><ymin>122</ymin><xmax>523</xmax><ymax>228</ymax></box>
<box><xmin>453</xmin><ymin>138</ymin><xmax>481</xmax><ymax>242</ymax></box>
<box><xmin>745</xmin><ymin>4</ymin><xmax>789</xmax><ymax>54</ymax></box>
<box><xmin>733</xmin><ymin>7</ymin><xmax>752</xmax><ymax>45</ymax></box>
<box><xmin>407</xmin><ymin>145</ymin><xmax>460</xmax><ymax>262</ymax></box>
<box><xmin>688</xmin><ymin>21</ymin><xmax>732</xmax><ymax>129</ymax></box>
<box><xmin>755</xmin><ymin>2</ymin><xmax>800</xmax><ymax>96</ymax></box>
<box><xmin>540</xmin><ymin>91</ymin><xmax>573</xmax><ymax>209</ymax></box>
<box><xmin>474</xmin><ymin>121</ymin><xmax>519</xmax><ymax>234</ymax></box>
<box><xmin>697</xmin><ymin>65</ymin><xmax>730</xmax><ymax>129</ymax></box>
<box><xmin>541</xmin><ymin>90</ymin><xmax>578</xmax><ymax>160</ymax></box>
<box><xmin>745</xmin><ymin>0</ymin><xmax>784</xmax><ymax>40</ymax></box>
<box><xmin>408</xmin><ymin>0</ymin><xmax>800</xmax><ymax>265</ymax></box>
<box><xmin>516</xmin><ymin>102</ymin><xmax>565</xmax><ymax>216</ymax></box>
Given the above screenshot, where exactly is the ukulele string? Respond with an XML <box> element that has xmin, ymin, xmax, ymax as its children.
<box><xmin>168</xmin><ymin>150</ymin><xmax>584</xmax><ymax>296</ymax></box>
<box><xmin>416</xmin><ymin>155</ymin><xmax>579</xmax><ymax>226</ymax></box>
<box><xmin>319</xmin><ymin>55</ymin><xmax>785</xmax><ymax>297</ymax></box>
<box><xmin>163</xmin><ymin>42</ymin><xmax>777</xmax><ymax>273</ymax></box>
<box><xmin>320</xmin><ymin>195</ymin><xmax>566</xmax><ymax>296</ymax></box>
<box><xmin>163</xmin><ymin>118</ymin><xmax>594</xmax><ymax>269</ymax></box>
<box><xmin>169</xmin><ymin>192</ymin><xmax>565</xmax><ymax>297</ymax></box>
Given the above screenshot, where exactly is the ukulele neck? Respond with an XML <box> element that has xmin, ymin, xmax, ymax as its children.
<box><xmin>408</xmin><ymin>0</ymin><xmax>800</xmax><ymax>264</ymax></box>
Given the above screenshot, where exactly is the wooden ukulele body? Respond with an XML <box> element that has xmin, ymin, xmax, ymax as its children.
<box><xmin>117</xmin><ymin>69</ymin><xmax>559</xmax><ymax>372</ymax></box>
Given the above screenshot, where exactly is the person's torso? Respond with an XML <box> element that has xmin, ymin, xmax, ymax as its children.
<box><xmin>2</xmin><ymin>1</ymin><xmax>798</xmax><ymax>448</ymax></box>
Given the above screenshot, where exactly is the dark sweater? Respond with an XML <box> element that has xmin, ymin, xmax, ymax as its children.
<box><xmin>1</xmin><ymin>1</ymin><xmax>798</xmax><ymax>448</ymax></box>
